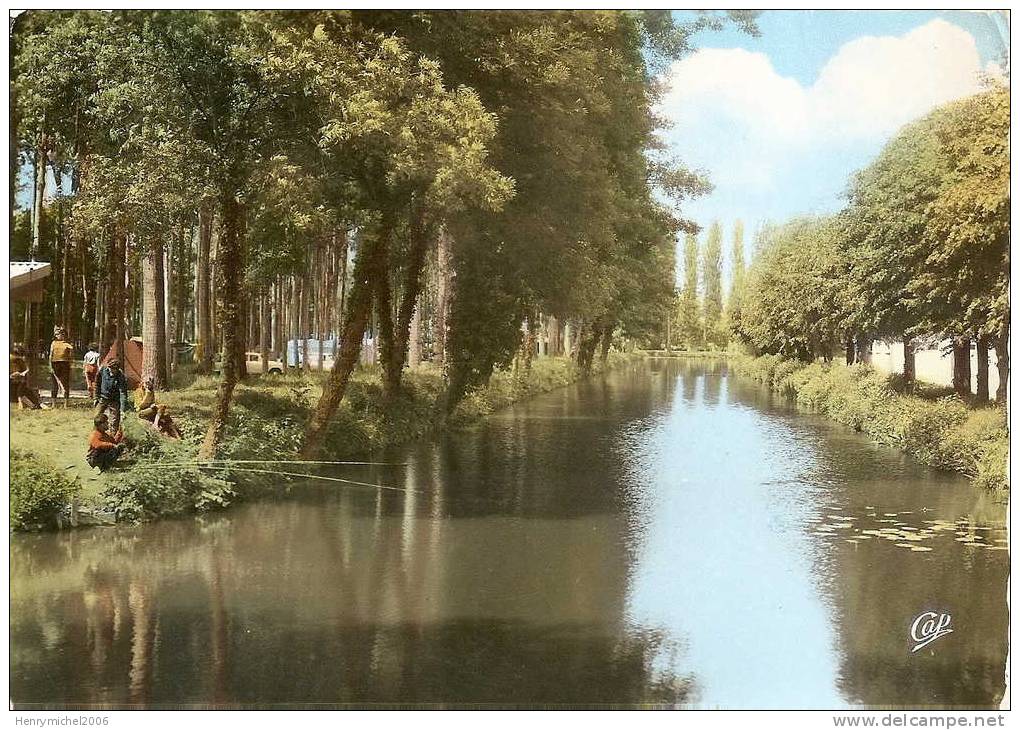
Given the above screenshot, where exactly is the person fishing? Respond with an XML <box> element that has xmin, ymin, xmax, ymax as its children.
<box><xmin>136</xmin><ymin>376</ymin><xmax>182</xmax><ymax>439</ymax></box>
<box><xmin>86</xmin><ymin>413</ymin><xmax>126</xmax><ymax>471</ymax></box>
<box><xmin>95</xmin><ymin>358</ymin><xmax>129</xmax><ymax>433</ymax></box>
<box><xmin>49</xmin><ymin>326</ymin><xmax>74</xmax><ymax>408</ymax></box>
<box><xmin>83</xmin><ymin>342</ymin><xmax>101</xmax><ymax>404</ymax></box>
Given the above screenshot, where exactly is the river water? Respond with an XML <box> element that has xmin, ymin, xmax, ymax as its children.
<box><xmin>10</xmin><ymin>359</ymin><xmax>1009</xmax><ymax>709</ymax></box>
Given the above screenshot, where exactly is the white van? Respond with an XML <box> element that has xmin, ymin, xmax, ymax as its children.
<box><xmin>214</xmin><ymin>352</ymin><xmax>286</xmax><ymax>375</ymax></box>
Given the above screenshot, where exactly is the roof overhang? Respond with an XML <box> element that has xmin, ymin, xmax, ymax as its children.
<box><xmin>10</xmin><ymin>262</ymin><xmax>52</xmax><ymax>302</ymax></box>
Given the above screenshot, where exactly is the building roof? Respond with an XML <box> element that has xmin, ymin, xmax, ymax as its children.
<box><xmin>10</xmin><ymin>261</ymin><xmax>51</xmax><ymax>302</ymax></box>
<box><xmin>10</xmin><ymin>261</ymin><xmax>51</xmax><ymax>287</ymax></box>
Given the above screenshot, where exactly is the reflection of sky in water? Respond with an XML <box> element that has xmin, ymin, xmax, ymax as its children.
<box><xmin>623</xmin><ymin>371</ymin><xmax>844</xmax><ymax>709</ymax></box>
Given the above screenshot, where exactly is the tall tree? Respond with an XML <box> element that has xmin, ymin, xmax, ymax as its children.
<box><xmin>701</xmin><ymin>221</ymin><xmax>724</xmax><ymax>347</ymax></box>
<box><xmin>676</xmin><ymin>232</ymin><xmax>701</xmax><ymax>349</ymax></box>
<box><xmin>726</xmin><ymin>219</ymin><xmax>746</xmax><ymax>338</ymax></box>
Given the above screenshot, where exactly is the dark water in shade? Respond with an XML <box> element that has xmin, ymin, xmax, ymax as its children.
<box><xmin>10</xmin><ymin>360</ymin><xmax>1009</xmax><ymax>709</ymax></box>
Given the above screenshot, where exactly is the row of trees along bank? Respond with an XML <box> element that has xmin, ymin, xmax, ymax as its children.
<box><xmin>666</xmin><ymin>220</ymin><xmax>745</xmax><ymax>351</ymax></box>
<box><xmin>733</xmin><ymin>84</ymin><xmax>1009</xmax><ymax>404</ymax></box>
<box><xmin>11</xmin><ymin>10</ymin><xmax>761</xmax><ymax>456</ymax></box>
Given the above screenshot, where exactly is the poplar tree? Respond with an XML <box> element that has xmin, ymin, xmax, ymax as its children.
<box><xmin>701</xmin><ymin>221</ymin><xmax>724</xmax><ymax>347</ymax></box>
<box><xmin>677</xmin><ymin>232</ymin><xmax>701</xmax><ymax>349</ymax></box>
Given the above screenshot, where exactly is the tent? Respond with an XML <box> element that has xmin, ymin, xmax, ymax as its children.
<box><xmin>101</xmin><ymin>337</ymin><xmax>144</xmax><ymax>389</ymax></box>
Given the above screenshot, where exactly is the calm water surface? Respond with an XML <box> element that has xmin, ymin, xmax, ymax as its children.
<box><xmin>10</xmin><ymin>360</ymin><xmax>1009</xmax><ymax>708</ymax></box>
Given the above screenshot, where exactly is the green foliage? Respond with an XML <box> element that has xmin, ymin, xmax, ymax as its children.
<box><xmin>737</xmin><ymin>218</ymin><xmax>847</xmax><ymax>360</ymax></box>
<box><xmin>732</xmin><ymin>354</ymin><xmax>1008</xmax><ymax>490</ymax></box>
<box><xmin>701</xmin><ymin>221</ymin><xmax>725</xmax><ymax>347</ymax></box>
<box><xmin>10</xmin><ymin>449</ymin><xmax>81</xmax><ymax>531</ymax></box>
<box><xmin>676</xmin><ymin>232</ymin><xmax>702</xmax><ymax>348</ymax></box>
<box><xmin>726</xmin><ymin>219</ymin><xmax>746</xmax><ymax>337</ymax></box>
<box><xmin>838</xmin><ymin>84</ymin><xmax>1008</xmax><ymax>343</ymax></box>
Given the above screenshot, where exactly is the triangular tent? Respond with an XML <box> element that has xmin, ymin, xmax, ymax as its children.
<box><xmin>101</xmin><ymin>337</ymin><xmax>143</xmax><ymax>389</ymax></box>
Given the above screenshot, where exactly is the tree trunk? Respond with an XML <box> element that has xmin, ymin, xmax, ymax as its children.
<box><xmin>30</xmin><ymin>131</ymin><xmax>46</xmax><ymax>260</ymax></box>
<box><xmin>382</xmin><ymin>205</ymin><xmax>431</xmax><ymax>397</ymax></box>
<box><xmin>600</xmin><ymin>322</ymin><xmax>613</xmax><ymax>364</ymax></box>
<box><xmin>290</xmin><ymin>275</ymin><xmax>301</xmax><ymax>370</ymax></box>
<box><xmin>196</xmin><ymin>206</ymin><xmax>214</xmax><ymax>373</ymax></box>
<box><xmin>300</xmin><ymin>270</ymin><xmax>311</xmax><ymax>373</ymax></box>
<box><xmin>141</xmin><ymin>240</ymin><xmax>169</xmax><ymax>389</ymax></box>
<box><xmin>995</xmin><ymin>328</ymin><xmax>1008</xmax><ymax>404</ymax></box>
<box><xmin>275</xmin><ymin>276</ymin><xmax>284</xmax><ymax>362</ymax></box>
<box><xmin>164</xmin><ymin>239</ymin><xmax>173</xmax><ymax>381</ymax></box>
<box><xmin>577</xmin><ymin>321</ymin><xmax>598</xmax><ymax>376</ymax></box>
<box><xmin>200</xmin><ymin>194</ymin><xmax>246</xmax><ymax>460</ymax></box>
<box><xmin>433</xmin><ymin>226</ymin><xmax>452</xmax><ymax>371</ymax></box>
<box><xmin>376</xmin><ymin>251</ymin><xmax>396</xmax><ymax>394</ymax></box>
<box><xmin>951</xmin><ymin>336</ymin><xmax>972</xmax><ymax>398</ymax></box>
<box><xmin>235</xmin><ymin>286</ymin><xmax>248</xmax><ymax>382</ymax></box>
<box><xmin>260</xmin><ymin>290</ymin><xmax>270</xmax><ymax>375</ymax></box>
<box><xmin>547</xmin><ymin>316</ymin><xmax>559</xmax><ymax>356</ymax></box>
<box><xmin>902</xmin><ymin>335</ymin><xmax>915</xmax><ymax>386</ymax></box>
<box><xmin>975</xmin><ymin>334</ymin><xmax>990</xmax><ymax>404</ymax></box>
<box><xmin>408</xmin><ymin>295</ymin><xmax>421</xmax><ymax>370</ymax></box>
<box><xmin>857</xmin><ymin>335</ymin><xmax>872</xmax><ymax>365</ymax></box>
<box><xmin>527</xmin><ymin>318</ymin><xmax>537</xmax><ymax>369</ymax></box>
<box><xmin>318</xmin><ymin>238</ymin><xmax>328</xmax><ymax>372</ymax></box>
<box><xmin>301</xmin><ymin>221</ymin><xmax>390</xmax><ymax>457</ymax></box>
<box><xmin>335</xmin><ymin>229</ymin><xmax>348</xmax><ymax>359</ymax></box>
<box><xmin>53</xmin><ymin>163</ymin><xmax>73</xmax><ymax>337</ymax></box>
<box><xmin>113</xmin><ymin>232</ymin><xmax>127</xmax><ymax>365</ymax></box>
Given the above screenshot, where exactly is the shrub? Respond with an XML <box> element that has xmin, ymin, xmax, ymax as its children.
<box><xmin>734</xmin><ymin>353</ymin><xmax>1009</xmax><ymax>490</ymax></box>
<box><xmin>10</xmin><ymin>449</ymin><xmax>80</xmax><ymax>530</ymax></box>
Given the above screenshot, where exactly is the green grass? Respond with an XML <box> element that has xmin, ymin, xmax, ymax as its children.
<box><xmin>10</xmin><ymin>353</ymin><xmax>636</xmax><ymax>530</ymax></box>
<box><xmin>730</xmin><ymin>353</ymin><xmax>1009</xmax><ymax>490</ymax></box>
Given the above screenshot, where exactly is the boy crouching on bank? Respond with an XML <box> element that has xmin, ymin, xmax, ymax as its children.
<box><xmin>87</xmin><ymin>414</ymin><xmax>126</xmax><ymax>471</ymax></box>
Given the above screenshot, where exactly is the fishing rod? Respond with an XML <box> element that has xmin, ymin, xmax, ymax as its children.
<box><xmin>192</xmin><ymin>464</ymin><xmax>424</xmax><ymax>494</ymax></box>
<box><xmin>130</xmin><ymin>459</ymin><xmax>410</xmax><ymax>467</ymax></box>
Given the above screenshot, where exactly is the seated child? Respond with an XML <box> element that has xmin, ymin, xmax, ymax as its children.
<box><xmin>10</xmin><ymin>345</ymin><xmax>44</xmax><ymax>410</ymax></box>
<box><xmin>136</xmin><ymin>377</ymin><xmax>182</xmax><ymax>439</ymax></box>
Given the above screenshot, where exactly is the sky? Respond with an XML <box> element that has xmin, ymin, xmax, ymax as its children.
<box><xmin>658</xmin><ymin>10</ymin><xmax>1009</xmax><ymax>280</ymax></box>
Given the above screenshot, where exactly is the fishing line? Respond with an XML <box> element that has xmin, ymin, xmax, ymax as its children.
<box><xmin>131</xmin><ymin>459</ymin><xmax>409</xmax><ymax>467</ymax></box>
<box><xmin>193</xmin><ymin>464</ymin><xmax>423</xmax><ymax>494</ymax></box>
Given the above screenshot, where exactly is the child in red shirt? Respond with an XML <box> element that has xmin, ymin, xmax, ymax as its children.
<box><xmin>86</xmin><ymin>414</ymin><xmax>126</xmax><ymax>471</ymax></box>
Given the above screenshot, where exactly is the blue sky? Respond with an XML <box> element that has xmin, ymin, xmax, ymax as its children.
<box><xmin>661</xmin><ymin>10</ymin><xmax>1009</xmax><ymax>281</ymax></box>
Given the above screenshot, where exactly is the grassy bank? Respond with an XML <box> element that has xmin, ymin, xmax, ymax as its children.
<box><xmin>10</xmin><ymin>352</ymin><xmax>637</xmax><ymax>530</ymax></box>
<box><xmin>730</xmin><ymin>353</ymin><xmax>1008</xmax><ymax>491</ymax></box>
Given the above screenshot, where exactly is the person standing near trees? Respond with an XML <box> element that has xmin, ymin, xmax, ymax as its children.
<box><xmin>95</xmin><ymin>359</ymin><xmax>128</xmax><ymax>432</ymax></box>
<box><xmin>83</xmin><ymin>342</ymin><xmax>101</xmax><ymax>404</ymax></box>
<box><xmin>49</xmin><ymin>326</ymin><xmax>74</xmax><ymax>407</ymax></box>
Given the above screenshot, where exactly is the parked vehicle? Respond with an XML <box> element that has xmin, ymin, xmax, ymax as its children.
<box><xmin>213</xmin><ymin>352</ymin><xmax>285</xmax><ymax>376</ymax></box>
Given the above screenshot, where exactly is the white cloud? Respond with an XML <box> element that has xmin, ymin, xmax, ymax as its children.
<box><xmin>657</xmin><ymin>18</ymin><xmax>995</xmax><ymax>213</ymax></box>
<box><xmin>811</xmin><ymin>19</ymin><xmax>989</xmax><ymax>138</ymax></box>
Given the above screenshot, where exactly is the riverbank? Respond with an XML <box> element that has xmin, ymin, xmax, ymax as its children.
<box><xmin>10</xmin><ymin>352</ymin><xmax>637</xmax><ymax>530</ymax></box>
<box><xmin>729</xmin><ymin>354</ymin><xmax>1008</xmax><ymax>491</ymax></box>
<box><xmin>639</xmin><ymin>349</ymin><xmax>726</xmax><ymax>358</ymax></box>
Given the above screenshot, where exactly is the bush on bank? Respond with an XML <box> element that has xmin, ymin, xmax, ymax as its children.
<box><xmin>730</xmin><ymin>354</ymin><xmax>1008</xmax><ymax>491</ymax></box>
<box><xmin>10</xmin><ymin>449</ymin><xmax>81</xmax><ymax>530</ymax></box>
<box><xmin>10</xmin><ymin>353</ymin><xmax>635</xmax><ymax>530</ymax></box>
